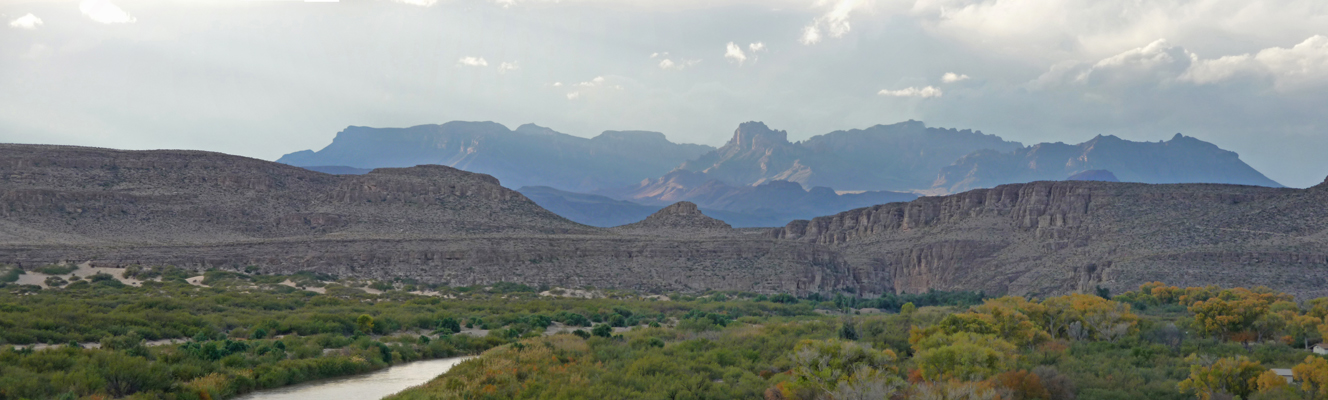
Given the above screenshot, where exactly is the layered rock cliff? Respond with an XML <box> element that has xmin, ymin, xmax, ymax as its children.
<box><xmin>0</xmin><ymin>144</ymin><xmax>849</xmax><ymax>295</ymax></box>
<box><xmin>771</xmin><ymin>179</ymin><xmax>1328</xmax><ymax>298</ymax></box>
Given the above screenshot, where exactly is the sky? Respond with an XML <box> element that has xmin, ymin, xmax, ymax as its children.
<box><xmin>1</xmin><ymin>0</ymin><xmax>1326</xmax><ymax>187</ymax></box>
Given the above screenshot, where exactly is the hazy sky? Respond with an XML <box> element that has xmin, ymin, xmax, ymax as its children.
<box><xmin>2</xmin><ymin>0</ymin><xmax>1326</xmax><ymax>187</ymax></box>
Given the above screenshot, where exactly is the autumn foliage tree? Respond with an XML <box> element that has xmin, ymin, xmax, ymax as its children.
<box><xmin>1178</xmin><ymin>355</ymin><xmax>1266</xmax><ymax>400</ymax></box>
<box><xmin>1293</xmin><ymin>356</ymin><xmax>1328</xmax><ymax>400</ymax></box>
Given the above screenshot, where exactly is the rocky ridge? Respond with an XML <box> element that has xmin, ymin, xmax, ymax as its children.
<box><xmin>4</xmin><ymin>143</ymin><xmax>1325</xmax><ymax>298</ymax></box>
<box><xmin>674</xmin><ymin>121</ymin><xmax>1021</xmax><ymax>192</ymax></box>
<box><xmin>0</xmin><ymin>144</ymin><xmax>847</xmax><ymax>294</ymax></box>
<box><xmin>932</xmin><ymin>134</ymin><xmax>1281</xmax><ymax>193</ymax></box>
<box><xmin>277</xmin><ymin>122</ymin><xmax>714</xmax><ymax>193</ymax></box>
<box><xmin>773</xmin><ymin>179</ymin><xmax>1328</xmax><ymax>298</ymax></box>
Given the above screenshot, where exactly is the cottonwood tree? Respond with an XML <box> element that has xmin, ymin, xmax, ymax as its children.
<box><xmin>1178</xmin><ymin>355</ymin><xmax>1266</xmax><ymax>400</ymax></box>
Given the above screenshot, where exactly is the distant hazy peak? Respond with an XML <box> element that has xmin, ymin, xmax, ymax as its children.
<box><xmin>514</xmin><ymin>123</ymin><xmax>560</xmax><ymax>136</ymax></box>
<box><xmin>933</xmin><ymin>133</ymin><xmax>1281</xmax><ymax>193</ymax></box>
<box><xmin>276</xmin><ymin>121</ymin><xmax>714</xmax><ymax>193</ymax></box>
<box><xmin>593</xmin><ymin>130</ymin><xmax>669</xmax><ymax>142</ymax></box>
<box><xmin>1067</xmin><ymin>170</ymin><xmax>1119</xmax><ymax>182</ymax></box>
<box><xmin>728</xmin><ymin>121</ymin><xmax>790</xmax><ymax>149</ymax></box>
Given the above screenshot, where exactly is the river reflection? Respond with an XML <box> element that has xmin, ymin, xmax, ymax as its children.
<box><xmin>233</xmin><ymin>356</ymin><xmax>474</xmax><ymax>400</ymax></box>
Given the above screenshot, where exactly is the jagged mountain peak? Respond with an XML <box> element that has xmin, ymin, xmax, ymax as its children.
<box><xmin>728</xmin><ymin>121</ymin><xmax>791</xmax><ymax>150</ymax></box>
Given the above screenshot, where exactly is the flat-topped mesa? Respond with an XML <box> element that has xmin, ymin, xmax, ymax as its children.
<box><xmin>614</xmin><ymin>201</ymin><xmax>732</xmax><ymax>234</ymax></box>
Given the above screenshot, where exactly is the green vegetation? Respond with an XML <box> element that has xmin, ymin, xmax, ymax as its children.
<box><xmin>0</xmin><ymin>267</ymin><xmax>817</xmax><ymax>399</ymax></box>
<box><xmin>390</xmin><ymin>284</ymin><xmax>1328</xmax><ymax>400</ymax></box>
<box><xmin>34</xmin><ymin>264</ymin><xmax>79</xmax><ymax>275</ymax></box>
<box><xmin>0</xmin><ymin>265</ymin><xmax>20</xmax><ymax>284</ymax></box>
<box><xmin>10</xmin><ymin>271</ymin><xmax>1328</xmax><ymax>400</ymax></box>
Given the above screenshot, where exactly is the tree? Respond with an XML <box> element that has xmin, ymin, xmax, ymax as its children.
<box><xmin>592</xmin><ymin>323</ymin><xmax>612</xmax><ymax>338</ymax></box>
<box><xmin>1178</xmin><ymin>355</ymin><xmax>1266</xmax><ymax>400</ymax></box>
<box><xmin>969</xmin><ymin>298</ymin><xmax>1052</xmax><ymax>348</ymax></box>
<box><xmin>839</xmin><ymin>319</ymin><xmax>860</xmax><ymax>341</ymax></box>
<box><xmin>1293</xmin><ymin>356</ymin><xmax>1328</xmax><ymax>400</ymax></box>
<box><xmin>901</xmin><ymin>302</ymin><xmax>918</xmax><ymax>316</ymax></box>
<box><xmin>437</xmin><ymin>317</ymin><xmax>462</xmax><ymax>334</ymax></box>
<box><xmin>1286</xmin><ymin>314</ymin><xmax>1321</xmax><ymax>350</ymax></box>
<box><xmin>356</xmin><ymin>314</ymin><xmax>375</xmax><ymax>334</ymax></box>
<box><xmin>912</xmin><ymin>332</ymin><xmax>1017</xmax><ymax>382</ymax></box>
<box><xmin>996</xmin><ymin>370</ymin><xmax>1052</xmax><ymax>400</ymax></box>
<box><xmin>1189</xmin><ymin>289</ymin><xmax>1275</xmax><ymax>340</ymax></box>
<box><xmin>1255</xmin><ymin>369</ymin><xmax>1290</xmax><ymax>394</ymax></box>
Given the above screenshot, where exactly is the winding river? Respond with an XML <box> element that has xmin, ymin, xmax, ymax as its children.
<box><xmin>232</xmin><ymin>356</ymin><xmax>475</xmax><ymax>400</ymax></box>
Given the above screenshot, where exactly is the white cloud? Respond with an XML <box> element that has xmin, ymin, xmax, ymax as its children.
<box><xmin>749</xmin><ymin>42</ymin><xmax>766</xmax><ymax>52</ymax></box>
<box><xmin>1034</xmin><ymin>36</ymin><xmax>1328</xmax><ymax>93</ymax></box>
<box><xmin>801</xmin><ymin>0</ymin><xmax>868</xmax><ymax>45</ymax></box>
<box><xmin>900</xmin><ymin>0</ymin><xmax>1328</xmax><ymax>62</ymax></box>
<box><xmin>8</xmin><ymin>13</ymin><xmax>42</xmax><ymax>30</ymax></box>
<box><xmin>577</xmin><ymin>76</ymin><xmax>605</xmax><ymax>87</ymax></box>
<box><xmin>1184</xmin><ymin>35</ymin><xmax>1328</xmax><ymax>90</ymax></box>
<box><xmin>80</xmin><ymin>0</ymin><xmax>135</xmax><ymax>24</ymax></box>
<box><xmin>498</xmin><ymin>62</ymin><xmax>520</xmax><ymax>73</ymax></box>
<box><xmin>551</xmin><ymin>82</ymin><xmax>563</xmax><ymax>87</ymax></box>
<box><xmin>457</xmin><ymin>57</ymin><xmax>488</xmax><ymax>67</ymax></box>
<box><xmin>879</xmin><ymin>86</ymin><xmax>943</xmax><ymax>97</ymax></box>
<box><xmin>393</xmin><ymin>0</ymin><xmax>438</xmax><ymax>6</ymax></box>
<box><xmin>725</xmin><ymin>42</ymin><xmax>747</xmax><ymax>65</ymax></box>
<box><xmin>941</xmin><ymin>72</ymin><xmax>970</xmax><ymax>83</ymax></box>
<box><xmin>659</xmin><ymin>58</ymin><xmax>701</xmax><ymax>70</ymax></box>
<box><xmin>566</xmin><ymin>92</ymin><xmax>580</xmax><ymax>100</ymax></box>
<box><xmin>801</xmin><ymin>26</ymin><xmax>823</xmax><ymax>45</ymax></box>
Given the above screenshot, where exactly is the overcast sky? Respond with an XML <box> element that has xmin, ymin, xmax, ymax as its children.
<box><xmin>2</xmin><ymin>0</ymin><xmax>1326</xmax><ymax>187</ymax></box>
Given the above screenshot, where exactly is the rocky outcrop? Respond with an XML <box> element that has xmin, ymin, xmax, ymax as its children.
<box><xmin>0</xmin><ymin>144</ymin><xmax>848</xmax><ymax>295</ymax></box>
<box><xmin>614</xmin><ymin>202</ymin><xmax>731</xmax><ymax>234</ymax></box>
<box><xmin>770</xmin><ymin>180</ymin><xmax>1328</xmax><ymax>298</ymax></box>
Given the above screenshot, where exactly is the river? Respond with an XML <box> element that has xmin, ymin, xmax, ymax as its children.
<box><xmin>232</xmin><ymin>356</ymin><xmax>475</xmax><ymax>400</ymax></box>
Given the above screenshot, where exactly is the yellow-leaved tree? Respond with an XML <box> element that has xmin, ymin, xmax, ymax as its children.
<box><xmin>1293</xmin><ymin>355</ymin><xmax>1328</xmax><ymax>400</ymax></box>
<box><xmin>1177</xmin><ymin>355</ymin><xmax>1266</xmax><ymax>400</ymax></box>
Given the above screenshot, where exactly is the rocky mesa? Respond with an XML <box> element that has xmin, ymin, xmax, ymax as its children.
<box><xmin>0</xmin><ymin>144</ymin><xmax>850</xmax><ymax>295</ymax></box>
<box><xmin>773</xmin><ymin>179</ymin><xmax>1328</xmax><ymax>298</ymax></box>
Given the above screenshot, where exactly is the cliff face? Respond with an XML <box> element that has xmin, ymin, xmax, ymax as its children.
<box><xmin>771</xmin><ymin>180</ymin><xmax>1328</xmax><ymax>298</ymax></box>
<box><xmin>0</xmin><ymin>144</ymin><xmax>849</xmax><ymax>295</ymax></box>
